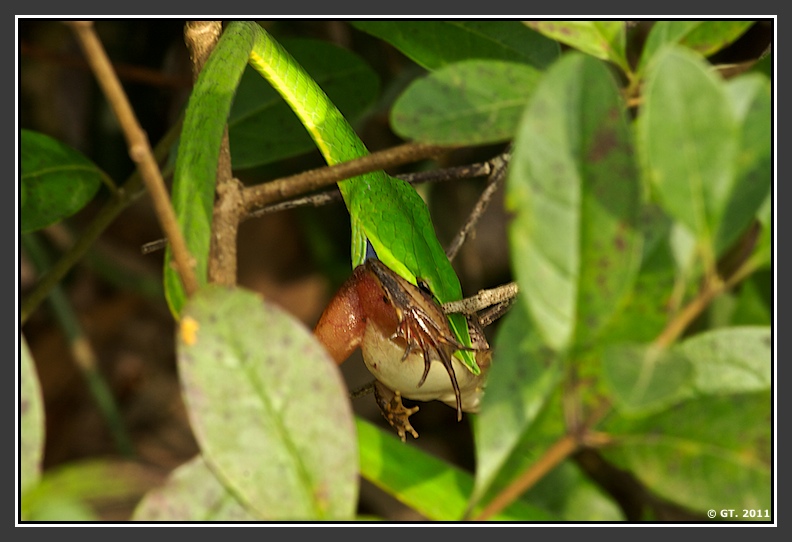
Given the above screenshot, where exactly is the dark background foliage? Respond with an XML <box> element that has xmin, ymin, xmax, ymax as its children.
<box><xmin>18</xmin><ymin>19</ymin><xmax>773</xmax><ymax>521</ymax></box>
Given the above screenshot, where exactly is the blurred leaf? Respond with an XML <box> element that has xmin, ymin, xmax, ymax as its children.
<box><xmin>469</xmin><ymin>303</ymin><xmax>563</xmax><ymax>510</ymax></box>
<box><xmin>20</xmin><ymin>129</ymin><xmax>106</xmax><ymax>232</ymax></box>
<box><xmin>21</xmin><ymin>460</ymin><xmax>162</xmax><ymax>521</ymax></box>
<box><xmin>23</xmin><ymin>496</ymin><xmax>96</xmax><ymax>521</ymax></box>
<box><xmin>177</xmin><ymin>285</ymin><xmax>357</xmax><ymax>520</ymax></box>
<box><xmin>596</xmin><ymin>207</ymin><xmax>677</xmax><ymax>345</ymax></box>
<box><xmin>750</xmin><ymin>192</ymin><xmax>772</xmax><ymax>270</ymax></box>
<box><xmin>603</xmin><ymin>343</ymin><xmax>694</xmax><ymax>415</ymax></box>
<box><xmin>751</xmin><ymin>50</ymin><xmax>772</xmax><ymax>78</ymax></box>
<box><xmin>523</xmin><ymin>461</ymin><xmax>624</xmax><ymax>521</ymax></box>
<box><xmin>730</xmin><ymin>270</ymin><xmax>772</xmax><ymax>325</ymax></box>
<box><xmin>506</xmin><ymin>52</ymin><xmax>642</xmax><ymax>351</ymax></box>
<box><xmin>678</xmin><ymin>326</ymin><xmax>771</xmax><ymax>395</ymax></box>
<box><xmin>718</xmin><ymin>73</ymin><xmax>771</xmax><ymax>252</ymax></box>
<box><xmin>391</xmin><ymin>60</ymin><xmax>541</xmax><ymax>145</ymax></box>
<box><xmin>525</xmin><ymin>21</ymin><xmax>628</xmax><ymax>72</ymax></box>
<box><xmin>471</xmin><ymin>386</ymin><xmax>567</xmax><ymax>520</ymax></box>
<box><xmin>602</xmin><ymin>392</ymin><xmax>771</xmax><ymax>515</ymax></box>
<box><xmin>352</xmin><ymin>20</ymin><xmax>559</xmax><ymax>70</ymax></box>
<box><xmin>228</xmin><ymin>38</ymin><xmax>379</xmax><ymax>169</ymax></box>
<box><xmin>20</xmin><ymin>336</ymin><xmax>45</xmax><ymax>495</ymax></box>
<box><xmin>638</xmin><ymin>20</ymin><xmax>755</xmax><ymax>73</ymax></box>
<box><xmin>133</xmin><ymin>456</ymin><xmax>256</xmax><ymax>521</ymax></box>
<box><xmin>356</xmin><ymin>418</ymin><xmax>551</xmax><ymax>521</ymax></box>
<box><xmin>164</xmin><ymin>22</ymin><xmax>254</xmax><ymax>316</ymax></box>
<box><xmin>637</xmin><ymin>46</ymin><xmax>741</xmax><ymax>261</ymax></box>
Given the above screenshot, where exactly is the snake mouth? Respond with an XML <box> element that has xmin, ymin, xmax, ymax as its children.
<box><xmin>366</xmin><ymin>259</ymin><xmax>474</xmax><ymax>421</ymax></box>
<box><xmin>392</xmin><ymin>304</ymin><xmax>468</xmax><ymax>420</ymax></box>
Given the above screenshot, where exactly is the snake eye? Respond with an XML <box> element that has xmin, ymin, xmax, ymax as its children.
<box><xmin>416</xmin><ymin>278</ymin><xmax>433</xmax><ymax>296</ymax></box>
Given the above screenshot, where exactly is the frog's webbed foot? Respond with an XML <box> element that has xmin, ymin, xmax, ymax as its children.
<box><xmin>374</xmin><ymin>381</ymin><xmax>419</xmax><ymax>442</ymax></box>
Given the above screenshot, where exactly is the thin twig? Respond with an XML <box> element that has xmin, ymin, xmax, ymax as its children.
<box><xmin>477</xmin><ymin>298</ymin><xmax>517</xmax><ymax>328</ymax></box>
<box><xmin>350</xmin><ymin>381</ymin><xmax>375</xmax><ymax>399</ymax></box>
<box><xmin>246</xmin><ymin>190</ymin><xmax>342</xmax><ymax>220</ymax></box>
<box><xmin>442</xmin><ymin>282</ymin><xmax>519</xmax><ymax>316</ymax></box>
<box><xmin>244</xmin><ymin>156</ymin><xmax>498</xmax><ymax>220</ymax></box>
<box><xmin>66</xmin><ymin>21</ymin><xmax>198</xmax><ymax>297</ymax></box>
<box><xmin>445</xmin><ymin>151</ymin><xmax>510</xmax><ymax>263</ymax></box>
<box><xmin>653</xmin><ymin>273</ymin><xmax>726</xmax><ymax>348</ymax></box>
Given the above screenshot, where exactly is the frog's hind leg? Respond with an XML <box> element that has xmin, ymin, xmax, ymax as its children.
<box><xmin>373</xmin><ymin>381</ymin><xmax>420</xmax><ymax>441</ymax></box>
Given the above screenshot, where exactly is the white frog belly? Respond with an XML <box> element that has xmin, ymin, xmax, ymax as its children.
<box><xmin>360</xmin><ymin>321</ymin><xmax>485</xmax><ymax>412</ymax></box>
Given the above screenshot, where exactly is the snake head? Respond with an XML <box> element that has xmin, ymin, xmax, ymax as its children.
<box><xmin>365</xmin><ymin>259</ymin><xmax>478</xmax><ymax>421</ymax></box>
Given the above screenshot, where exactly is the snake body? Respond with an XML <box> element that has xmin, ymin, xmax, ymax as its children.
<box><xmin>226</xmin><ymin>22</ymin><xmax>478</xmax><ymax>373</ymax></box>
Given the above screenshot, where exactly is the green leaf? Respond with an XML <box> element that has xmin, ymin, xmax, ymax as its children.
<box><xmin>132</xmin><ymin>456</ymin><xmax>257</xmax><ymax>521</ymax></box>
<box><xmin>525</xmin><ymin>21</ymin><xmax>628</xmax><ymax>72</ymax></box>
<box><xmin>228</xmin><ymin>38</ymin><xmax>379</xmax><ymax>169</ymax></box>
<box><xmin>470</xmin><ymin>387</ymin><xmax>567</xmax><ymax>520</ymax></box>
<box><xmin>177</xmin><ymin>285</ymin><xmax>357</xmax><ymax>520</ymax></box>
<box><xmin>21</xmin><ymin>459</ymin><xmax>161</xmax><ymax>521</ymax></box>
<box><xmin>522</xmin><ymin>461</ymin><xmax>625</xmax><ymax>521</ymax></box>
<box><xmin>719</xmin><ymin>73</ymin><xmax>771</xmax><ymax>252</ymax></box>
<box><xmin>602</xmin><ymin>392</ymin><xmax>771</xmax><ymax>515</ymax></box>
<box><xmin>164</xmin><ymin>22</ymin><xmax>255</xmax><ymax>316</ymax></box>
<box><xmin>506</xmin><ymin>52</ymin><xmax>642</xmax><ymax>352</ymax></box>
<box><xmin>391</xmin><ymin>60</ymin><xmax>542</xmax><ymax>145</ymax></box>
<box><xmin>20</xmin><ymin>129</ymin><xmax>106</xmax><ymax>232</ymax></box>
<box><xmin>20</xmin><ymin>336</ymin><xmax>45</xmax><ymax>495</ymax></box>
<box><xmin>750</xmin><ymin>193</ymin><xmax>771</xmax><ymax>270</ymax></box>
<box><xmin>469</xmin><ymin>303</ymin><xmax>563</xmax><ymax>510</ymax></box>
<box><xmin>678</xmin><ymin>326</ymin><xmax>771</xmax><ymax>395</ymax></box>
<box><xmin>751</xmin><ymin>50</ymin><xmax>772</xmax><ymax>78</ymax></box>
<box><xmin>639</xmin><ymin>20</ymin><xmax>755</xmax><ymax>73</ymax></box>
<box><xmin>356</xmin><ymin>418</ymin><xmax>551</xmax><ymax>521</ymax></box>
<box><xmin>730</xmin><ymin>270</ymin><xmax>771</xmax><ymax>326</ymax></box>
<box><xmin>637</xmin><ymin>46</ymin><xmax>740</xmax><ymax>261</ymax></box>
<box><xmin>603</xmin><ymin>343</ymin><xmax>694</xmax><ymax>415</ymax></box>
<box><xmin>352</xmin><ymin>20</ymin><xmax>560</xmax><ymax>70</ymax></box>
<box><xmin>596</xmin><ymin>207</ymin><xmax>677</xmax><ymax>345</ymax></box>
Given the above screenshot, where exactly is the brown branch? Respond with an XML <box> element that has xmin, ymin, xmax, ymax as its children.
<box><xmin>246</xmin><ymin>155</ymin><xmax>496</xmax><ymax>220</ymax></box>
<box><xmin>469</xmin><ymin>398</ymin><xmax>613</xmax><ymax>521</ymax></box>
<box><xmin>400</xmin><ymin>160</ymin><xmax>498</xmax><ymax>186</ymax></box>
<box><xmin>653</xmin><ymin>235</ymin><xmax>762</xmax><ymax>349</ymax></box>
<box><xmin>184</xmin><ymin>21</ymin><xmax>223</xmax><ymax>78</ymax></box>
<box><xmin>442</xmin><ymin>282</ymin><xmax>519</xmax><ymax>316</ymax></box>
<box><xmin>653</xmin><ymin>273</ymin><xmax>726</xmax><ymax>348</ymax></box>
<box><xmin>141</xmin><ymin>151</ymin><xmax>499</xmax><ymax>254</ymax></box>
<box><xmin>243</xmin><ymin>142</ymin><xmax>455</xmax><ymax>212</ymax></box>
<box><xmin>182</xmin><ymin>21</ymin><xmax>240</xmax><ymax>287</ymax></box>
<box><xmin>470</xmin><ymin>434</ymin><xmax>580</xmax><ymax>521</ymax></box>
<box><xmin>66</xmin><ymin>21</ymin><xmax>198</xmax><ymax>297</ymax></box>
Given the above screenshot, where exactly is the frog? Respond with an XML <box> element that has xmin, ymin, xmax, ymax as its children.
<box><xmin>313</xmin><ymin>258</ymin><xmax>492</xmax><ymax>441</ymax></box>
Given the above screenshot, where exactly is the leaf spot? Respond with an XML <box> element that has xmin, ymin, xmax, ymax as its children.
<box><xmin>180</xmin><ymin>316</ymin><xmax>200</xmax><ymax>346</ymax></box>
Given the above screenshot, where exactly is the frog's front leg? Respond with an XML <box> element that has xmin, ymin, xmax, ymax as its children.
<box><xmin>373</xmin><ymin>381</ymin><xmax>419</xmax><ymax>441</ymax></box>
